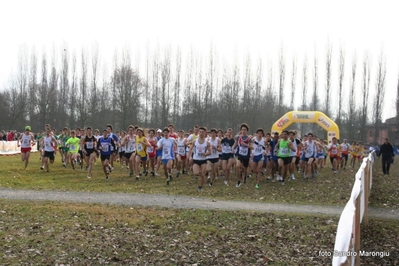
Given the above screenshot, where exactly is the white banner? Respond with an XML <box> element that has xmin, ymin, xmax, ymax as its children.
<box><xmin>0</xmin><ymin>141</ymin><xmax>38</xmax><ymax>155</ymax></box>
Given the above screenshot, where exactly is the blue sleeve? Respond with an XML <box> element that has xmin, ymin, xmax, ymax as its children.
<box><xmin>112</xmin><ymin>135</ymin><xmax>119</xmax><ymax>142</ymax></box>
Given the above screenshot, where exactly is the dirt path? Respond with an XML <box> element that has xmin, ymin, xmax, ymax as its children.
<box><xmin>1</xmin><ymin>187</ymin><xmax>398</xmax><ymax>220</ymax></box>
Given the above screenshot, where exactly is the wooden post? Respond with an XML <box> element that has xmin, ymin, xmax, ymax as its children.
<box><xmin>354</xmin><ymin>195</ymin><xmax>361</xmax><ymax>266</ymax></box>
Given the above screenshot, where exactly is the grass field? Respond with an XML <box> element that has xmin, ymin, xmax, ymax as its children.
<box><xmin>1</xmin><ymin>153</ymin><xmax>398</xmax><ymax>265</ymax></box>
<box><xmin>1</xmin><ymin>153</ymin><xmax>398</xmax><ymax>208</ymax></box>
<box><xmin>0</xmin><ymin>200</ymin><xmax>398</xmax><ymax>265</ymax></box>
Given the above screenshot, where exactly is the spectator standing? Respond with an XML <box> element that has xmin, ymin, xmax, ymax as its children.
<box><xmin>7</xmin><ymin>131</ymin><xmax>14</xmax><ymax>141</ymax></box>
<box><xmin>378</xmin><ymin>138</ymin><xmax>394</xmax><ymax>175</ymax></box>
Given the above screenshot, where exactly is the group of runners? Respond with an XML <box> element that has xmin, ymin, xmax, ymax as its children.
<box><xmin>17</xmin><ymin>123</ymin><xmax>367</xmax><ymax>192</ymax></box>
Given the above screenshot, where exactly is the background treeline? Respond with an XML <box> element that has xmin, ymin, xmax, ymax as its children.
<box><xmin>0</xmin><ymin>42</ymin><xmax>396</xmax><ymax>143</ymax></box>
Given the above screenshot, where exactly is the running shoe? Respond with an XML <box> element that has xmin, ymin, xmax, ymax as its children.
<box><xmin>255</xmin><ymin>184</ymin><xmax>260</xmax><ymax>189</ymax></box>
<box><xmin>236</xmin><ymin>181</ymin><xmax>241</xmax><ymax>188</ymax></box>
<box><xmin>198</xmin><ymin>186</ymin><xmax>202</xmax><ymax>192</ymax></box>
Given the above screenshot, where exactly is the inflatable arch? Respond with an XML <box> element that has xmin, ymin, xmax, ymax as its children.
<box><xmin>271</xmin><ymin>111</ymin><xmax>340</xmax><ymax>143</ymax></box>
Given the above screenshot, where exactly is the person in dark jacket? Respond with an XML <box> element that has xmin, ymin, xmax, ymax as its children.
<box><xmin>378</xmin><ymin>138</ymin><xmax>394</xmax><ymax>175</ymax></box>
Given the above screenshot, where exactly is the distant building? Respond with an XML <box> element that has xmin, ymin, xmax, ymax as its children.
<box><xmin>365</xmin><ymin>116</ymin><xmax>399</xmax><ymax>145</ymax></box>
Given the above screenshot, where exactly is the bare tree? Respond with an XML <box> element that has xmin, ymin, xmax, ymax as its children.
<box><xmin>150</xmin><ymin>47</ymin><xmax>160</xmax><ymax>127</ymax></box>
<box><xmin>193</xmin><ymin>54</ymin><xmax>205</xmax><ymax>125</ymax></box>
<box><xmin>37</xmin><ymin>51</ymin><xmax>49</xmax><ymax>126</ymax></box>
<box><xmin>48</xmin><ymin>47</ymin><xmax>59</xmax><ymax>128</ymax></box>
<box><xmin>181</xmin><ymin>48</ymin><xmax>194</xmax><ymax>128</ymax></box>
<box><xmin>204</xmin><ymin>45</ymin><xmax>216</xmax><ymax>126</ymax></box>
<box><xmin>112</xmin><ymin>49</ymin><xmax>141</xmax><ymax>129</ymax></box>
<box><xmin>253</xmin><ymin>58</ymin><xmax>263</xmax><ymax>129</ymax></box>
<box><xmin>360</xmin><ymin>52</ymin><xmax>371</xmax><ymax>142</ymax></box>
<box><xmin>90</xmin><ymin>43</ymin><xmax>100</xmax><ymax>127</ymax></box>
<box><xmin>28</xmin><ymin>47</ymin><xmax>38</xmax><ymax>126</ymax></box>
<box><xmin>76</xmin><ymin>48</ymin><xmax>90</xmax><ymax>126</ymax></box>
<box><xmin>231</xmin><ymin>56</ymin><xmax>241</xmax><ymax>128</ymax></box>
<box><xmin>325</xmin><ymin>41</ymin><xmax>333</xmax><ymax>117</ymax></box>
<box><xmin>144</xmin><ymin>42</ymin><xmax>151</xmax><ymax>128</ymax></box>
<box><xmin>59</xmin><ymin>45</ymin><xmax>69</xmax><ymax>128</ymax></box>
<box><xmin>337</xmin><ymin>46</ymin><xmax>345</xmax><ymax>125</ymax></box>
<box><xmin>265</xmin><ymin>59</ymin><xmax>277</xmax><ymax>121</ymax></box>
<box><xmin>13</xmin><ymin>45</ymin><xmax>29</xmax><ymax>128</ymax></box>
<box><xmin>312</xmin><ymin>49</ymin><xmax>319</xmax><ymax>111</ymax></box>
<box><xmin>172</xmin><ymin>47</ymin><xmax>182</xmax><ymax>126</ymax></box>
<box><xmin>300</xmin><ymin>55</ymin><xmax>309</xmax><ymax>135</ymax></box>
<box><xmin>242</xmin><ymin>54</ymin><xmax>254</xmax><ymax>125</ymax></box>
<box><xmin>69</xmin><ymin>51</ymin><xmax>77</xmax><ymax>128</ymax></box>
<box><xmin>160</xmin><ymin>46</ymin><xmax>172</xmax><ymax>126</ymax></box>
<box><xmin>278</xmin><ymin>45</ymin><xmax>286</xmax><ymax>115</ymax></box>
<box><xmin>373</xmin><ymin>49</ymin><xmax>386</xmax><ymax>143</ymax></box>
<box><xmin>348</xmin><ymin>52</ymin><xmax>357</xmax><ymax>140</ymax></box>
<box><xmin>5</xmin><ymin>80</ymin><xmax>27</xmax><ymax>129</ymax></box>
<box><xmin>290</xmin><ymin>55</ymin><xmax>297</xmax><ymax>109</ymax></box>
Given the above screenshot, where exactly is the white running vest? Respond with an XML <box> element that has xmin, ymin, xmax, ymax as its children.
<box><xmin>207</xmin><ymin>137</ymin><xmax>219</xmax><ymax>159</ymax></box>
<box><xmin>193</xmin><ymin>139</ymin><xmax>207</xmax><ymax>160</ymax></box>
<box><xmin>253</xmin><ymin>138</ymin><xmax>265</xmax><ymax>156</ymax></box>
<box><xmin>21</xmin><ymin>134</ymin><xmax>32</xmax><ymax>148</ymax></box>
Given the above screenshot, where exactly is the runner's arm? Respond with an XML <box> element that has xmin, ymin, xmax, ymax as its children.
<box><xmin>204</xmin><ymin>142</ymin><xmax>212</xmax><ymax>157</ymax></box>
<box><xmin>216</xmin><ymin>139</ymin><xmax>222</xmax><ymax>152</ymax></box>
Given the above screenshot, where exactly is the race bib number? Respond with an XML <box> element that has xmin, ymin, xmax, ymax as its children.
<box><xmin>102</xmin><ymin>144</ymin><xmax>109</xmax><ymax>152</ymax></box>
<box><xmin>45</xmin><ymin>141</ymin><xmax>51</xmax><ymax>148</ymax></box>
<box><xmin>23</xmin><ymin>139</ymin><xmax>29</xmax><ymax>145</ymax></box>
<box><xmin>222</xmin><ymin>146</ymin><xmax>232</xmax><ymax>153</ymax></box>
<box><xmin>178</xmin><ymin>147</ymin><xmax>185</xmax><ymax>155</ymax></box>
<box><xmin>255</xmin><ymin>146</ymin><xmax>263</xmax><ymax>153</ymax></box>
<box><xmin>239</xmin><ymin>147</ymin><xmax>248</xmax><ymax>156</ymax></box>
<box><xmin>305</xmin><ymin>146</ymin><xmax>313</xmax><ymax>157</ymax></box>
<box><xmin>137</xmin><ymin>143</ymin><xmax>143</xmax><ymax>152</ymax></box>
<box><xmin>127</xmin><ymin>144</ymin><xmax>135</xmax><ymax>152</ymax></box>
<box><xmin>196</xmin><ymin>147</ymin><xmax>205</xmax><ymax>158</ymax></box>
<box><xmin>70</xmin><ymin>144</ymin><xmax>76</xmax><ymax>151</ymax></box>
<box><xmin>86</xmin><ymin>142</ymin><xmax>93</xmax><ymax>149</ymax></box>
<box><xmin>331</xmin><ymin>149</ymin><xmax>337</xmax><ymax>155</ymax></box>
<box><xmin>163</xmin><ymin>148</ymin><xmax>169</xmax><ymax>155</ymax></box>
<box><xmin>147</xmin><ymin>146</ymin><xmax>154</xmax><ymax>153</ymax></box>
<box><xmin>280</xmin><ymin>148</ymin><xmax>289</xmax><ymax>155</ymax></box>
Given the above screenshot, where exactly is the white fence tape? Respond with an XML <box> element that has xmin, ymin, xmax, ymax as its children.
<box><xmin>332</xmin><ymin>151</ymin><xmax>375</xmax><ymax>266</ymax></box>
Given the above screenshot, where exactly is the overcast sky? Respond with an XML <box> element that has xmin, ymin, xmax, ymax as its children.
<box><xmin>1</xmin><ymin>0</ymin><xmax>398</xmax><ymax>120</ymax></box>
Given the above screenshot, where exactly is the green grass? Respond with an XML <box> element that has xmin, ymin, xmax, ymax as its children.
<box><xmin>0</xmin><ymin>153</ymin><xmax>398</xmax><ymax>208</ymax></box>
<box><xmin>0</xmin><ymin>200</ymin><xmax>398</xmax><ymax>265</ymax></box>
